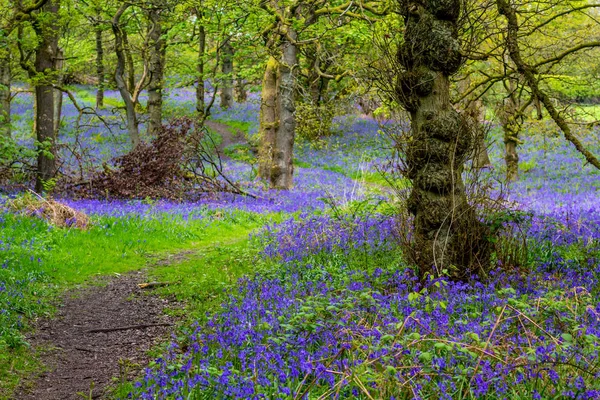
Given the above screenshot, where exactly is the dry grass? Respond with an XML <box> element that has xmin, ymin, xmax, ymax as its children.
<box><xmin>7</xmin><ymin>192</ymin><xmax>90</xmax><ymax>230</ymax></box>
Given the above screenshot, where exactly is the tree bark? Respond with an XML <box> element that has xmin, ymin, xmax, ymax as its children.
<box><xmin>123</xmin><ymin>30</ymin><xmax>135</xmax><ymax>94</ymax></box>
<box><xmin>0</xmin><ymin>49</ymin><xmax>10</xmax><ymax>138</ymax></box>
<box><xmin>53</xmin><ymin>47</ymin><xmax>63</xmax><ymax>137</ymax></box>
<box><xmin>258</xmin><ymin>56</ymin><xmax>279</xmax><ymax>181</ymax></box>
<box><xmin>220</xmin><ymin>38</ymin><xmax>234</xmax><ymax>109</ymax></box>
<box><xmin>270</xmin><ymin>30</ymin><xmax>298</xmax><ymax>189</ymax></box>
<box><xmin>235</xmin><ymin>77</ymin><xmax>247</xmax><ymax>103</ymax></box>
<box><xmin>112</xmin><ymin>4</ymin><xmax>140</xmax><ymax>148</ymax></box>
<box><xmin>94</xmin><ymin>13</ymin><xmax>104</xmax><ymax>109</ymax></box>
<box><xmin>397</xmin><ymin>1</ymin><xmax>489</xmax><ymax>279</ymax></box>
<box><xmin>33</xmin><ymin>0</ymin><xmax>61</xmax><ymax>193</ymax></box>
<box><xmin>196</xmin><ymin>9</ymin><xmax>205</xmax><ymax>118</ymax></box>
<box><xmin>147</xmin><ymin>6</ymin><xmax>165</xmax><ymax>137</ymax></box>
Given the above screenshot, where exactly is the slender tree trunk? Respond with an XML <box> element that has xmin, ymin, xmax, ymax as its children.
<box><xmin>220</xmin><ymin>38</ymin><xmax>233</xmax><ymax>109</ymax></box>
<box><xmin>397</xmin><ymin>1</ymin><xmax>489</xmax><ymax>279</ymax></box>
<box><xmin>258</xmin><ymin>56</ymin><xmax>279</xmax><ymax>181</ymax></box>
<box><xmin>123</xmin><ymin>30</ymin><xmax>135</xmax><ymax>94</ymax></box>
<box><xmin>112</xmin><ymin>4</ymin><xmax>140</xmax><ymax>148</ymax></box>
<box><xmin>95</xmin><ymin>15</ymin><xmax>104</xmax><ymax>109</ymax></box>
<box><xmin>505</xmin><ymin>140</ymin><xmax>519</xmax><ymax>181</ymax></box>
<box><xmin>196</xmin><ymin>10</ymin><xmax>205</xmax><ymax>118</ymax></box>
<box><xmin>468</xmin><ymin>100</ymin><xmax>491</xmax><ymax>169</ymax></box>
<box><xmin>53</xmin><ymin>47</ymin><xmax>63</xmax><ymax>137</ymax></box>
<box><xmin>147</xmin><ymin>7</ymin><xmax>164</xmax><ymax>136</ymax></box>
<box><xmin>34</xmin><ymin>0</ymin><xmax>61</xmax><ymax>193</ymax></box>
<box><xmin>0</xmin><ymin>50</ymin><xmax>10</xmax><ymax>138</ymax></box>
<box><xmin>235</xmin><ymin>77</ymin><xmax>247</xmax><ymax>103</ymax></box>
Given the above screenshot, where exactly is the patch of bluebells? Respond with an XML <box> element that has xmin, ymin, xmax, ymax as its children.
<box><xmin>131</xmin><ymin>212</ymin><xmax>600</xmax><ymax>399</ymax></box>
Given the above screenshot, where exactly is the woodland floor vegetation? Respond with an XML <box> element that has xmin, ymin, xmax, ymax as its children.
<box><xmin>0</xmin><ymin>86</ymin><xmax>599</xmax><ymax>399</ymax></box>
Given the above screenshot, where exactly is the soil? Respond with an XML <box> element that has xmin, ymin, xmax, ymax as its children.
<box><xmin>15</xmin><ymin>271</ymin><xmax>178</xmax><ymax>400</ymax></box>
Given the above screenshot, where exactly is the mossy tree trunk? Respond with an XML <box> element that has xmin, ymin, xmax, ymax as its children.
<box><xmin>147</xmin><ymin>6</ymin><xmax>165</xmax><ymax>137</ymax></box>
<box><xmin>195</xmin><ymin>7</ymin><xmax>206</xmax><ymax>118</ymax></box>
<box><xmin>33</xmin><ymin>0</ymin><xmax>61</xmax><ymax>193</ymax></box>
<box><xmin>272</xmin><ymin>29</ymin><xmax>297</xmax><ymax>189</ymax></box>
<box><xmin>258</xmin><ymin>56</ymin><xmax>279</xmax><ymax>182</ymax></box>
<box><xmin>94</xmin><ymin>12</ymin><xmax>104</xmax><ymax>109</ymax></box>
<box><xmin>397</xmin><ymin>0</ymin><xmax>489</xmax><ymax>279</ymax></box>
<box><xmin>0</xmin><ymin>48</ymin><xmax>10</xmax><ymax>138</ymax></box>
<box><xmin>220</xmin><ymin>38</ymin><xmax>234</xmax><ymax>110</ymax></box>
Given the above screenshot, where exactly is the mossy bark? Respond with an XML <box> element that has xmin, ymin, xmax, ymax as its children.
<box><xmin>398</xmin><ymin>0</ymin><xmax>489</xmax><ymax>279</ymax></box>
<box><xmin>220</xmin><ymin>39</ymin><xmax>234</xmax><ymax>110</ymax></box>
<box><xmin>196</xmin><ymin>8</ymin><xmax>205</xmax><ymax>118</ymax></box>
<box><xmin>258</xmin><ymin>56</ymin><xmax>279</xmax><ymax>182</ymax></box>
<box><xmin>273</xmin><ymin>31</ymin><xmax>298</xmax><ymax>190</ymax></box>
<box><xmin>94</xmin><ymin>13</ymin><xmax>104</xmax><ymax>109</ymax></box>
<box><xmin>147</xmin><ymin>7</ymin><xmax>165</xmax><ymax>137</ymax></box>
<box><xmin>34</xmin><ymin>0</ymin><xmax>61</xmax><ymax>193</ymax></box>
<box><xmin>0</xmin><ymin>49</ymin><xmax>10</xmax><ymax>138</ymax></box>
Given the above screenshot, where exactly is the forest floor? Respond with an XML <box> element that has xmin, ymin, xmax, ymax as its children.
<box><xmin>4</xmin><ymin>121</ymin><xmax>260</xmax><ymax>399</ymax></box>
<box><xmin>15</xmin><ymin>270</ymin><xmax>177</xmax><ymax>400</ymax></box>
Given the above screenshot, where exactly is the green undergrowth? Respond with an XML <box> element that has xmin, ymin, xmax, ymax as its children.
<box><xmin>0</xmin><ymin>208</ymin><xmax>275</xmax><ymax>398</ymax></box>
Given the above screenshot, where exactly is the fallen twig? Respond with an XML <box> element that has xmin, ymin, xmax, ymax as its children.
<box><xmin>86</xmin><ymin>323</ymin><xmax>172</xmax><ymax>333</ymax></box>
<box><xmin>137</xmin><ymin>282</ymin><xmax>173</xmax><ymax>289</ymax></box>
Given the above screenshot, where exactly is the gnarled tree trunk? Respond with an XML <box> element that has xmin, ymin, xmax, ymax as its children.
<box><xmin>397</xmin><ymin>1</ymin><xmax>489</xmax><ymax>279</ymax></box>
<box><xmin>220</xmin><ymin>38</ymin><xmax>234</xmax><ymax>109</ymax></box>
<box><xmin>33</xmin><ymin>0</ymin><xmax>61</xmax><ymax>193</ymax></box>
<box><xmin>147</xmin><ymin>6</ymin><xmax>165</xmax><ymax>136</ymax></box>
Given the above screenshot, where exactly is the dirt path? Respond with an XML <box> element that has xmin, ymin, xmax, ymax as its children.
<box><xmin>16</xmin><ymin>271</ymin><xmax>177</xmax><ymax>400</ymax></box>
<box><xmin>205</xmin><ymin>120</ymin><xmax>246</xmax><ymax>155</ymax></box>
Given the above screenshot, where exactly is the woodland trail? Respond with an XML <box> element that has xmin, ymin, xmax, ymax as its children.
<box><xmin>15</xmin><ymin>270</ymin><xmax>178</xmax><ymax>400</ymax></box>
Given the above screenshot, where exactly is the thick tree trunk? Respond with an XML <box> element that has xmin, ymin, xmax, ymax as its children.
<box><xmin>0</xmin><ymin>51</ymin><xmax>10</xmax><ymax>138</ymax></box>
<box><xmin>220</xmin><ymin>38</ymin><xmax>233</xmax><ymax>109</ymax></box>
<box><xmin>34</xmin><ymin>0</ymin><xmax>60</xmax><ymax>193</ymax></box>
<box><xmin>258</xmin><ymin>56</ymin><xmax>279</xmax><ymax>181</ymax></box>
<box><xmin>95</xmin><ymin>16</ymin><xmax>104</xmax><ymax>109</ymax></box>
<box><xmin>147</xmin><ymin>7</ymin><xmax>165</xmax><ymax>136</ymax></box>
<box><xmin>112</xmin><ymin>4</ymin><xmax>140</xmax><ymax>148</ymax></box>
<box><xmin>196</xmin><ymin>14</ymin><xmax>205</xmax><ymax>118</ymax></box>
<box><xmin>271</xmin><ymin>31</ymin><xmax>298</xmax><ymax>189</ymax></box>
<box><xmin>397</xmin><ymin>1</ymin><xmax>489</xmax><ymax>279</ymax></box>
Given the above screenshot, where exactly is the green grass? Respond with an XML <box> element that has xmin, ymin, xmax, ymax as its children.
<box><xmin>0</xmin><ymin>208</ymin><xmax>273</xmax><ymax>398</ymax></box>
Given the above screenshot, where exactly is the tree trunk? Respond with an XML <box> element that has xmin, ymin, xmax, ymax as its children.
<box><xmin>123</xmin><ymin>30</ymin><xmax>135</xmax><ymax>94</ymax></box>
<box><xmin>397</xmin><ymin>2</ymin><xmax>489</xmax><ymax>279</ymax></box>
<box><xmin>468</xmin><ymin>100</ymin><xmax>491</xmax><ymax>169</ymax></box>
<box><xmin>53</xmin><ymin>48</ymin><xmax>64</xmax><ymax>137</ymax></box>
<box><xmin>34</xmin><ymin>0</ymin><xmax>61</xmax><ymax>193</ymax></box>
<box><xmin>505</xmin><ymin>140</ymin><xmax>519</xmax><ymax>181</ymax></box>
<box><xmin>270</xmin><ymin>30</ymin><xmax>298</xmax><ymax>189</ymax></box>
<box><xmin>95</xmin><ymin>15</ymin><xmax>104</xmax><ymax>109</ymax></box>
<box><xmin>258</xmin><ymin>56</ymin><xmax>279</xmax><ymax>181</ymax></box>
<box><xmin>196</xmin><ymin>10</ymin><xmax>205</xmax><ymax>118</ymax></box>
<box><xmin>235</xmin><ymin>77</ymin><xmax>247</xmax><ymax>103</ymax></box>
<box><xmin>220</xmin><ymin>38</ymin><xmax>234</xmax><ymax>109</ymax></box>
<box><xmin>0</xmin><ymin>50</ymin><xmax>10</xmax><ymax>138</ymax></box>
<box><xmin>147</xmin><ymin>7</ymin><xmax>165</xmax><ymax>136</ymax></box>
<box><xmin>112</xmin><ymin>4</ymin><xmax>140</xmax><ymax>148</ymax></box>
